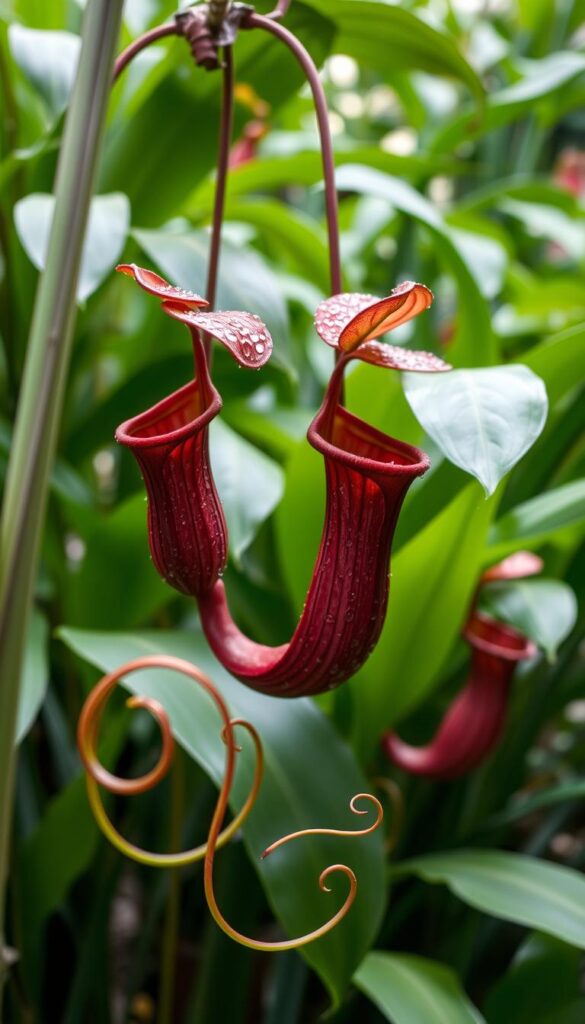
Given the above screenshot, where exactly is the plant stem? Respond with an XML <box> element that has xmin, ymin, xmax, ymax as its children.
<box><xmin>0</xmin><ymin>0</ymin><xmax>123</xmax><ymax>1001</ymax></box>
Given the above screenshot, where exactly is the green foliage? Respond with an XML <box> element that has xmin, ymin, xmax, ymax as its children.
<box><xmin>1</xmin><ymin>0</ymin><xmax>584</xmax><ymax>1020</ymax></box>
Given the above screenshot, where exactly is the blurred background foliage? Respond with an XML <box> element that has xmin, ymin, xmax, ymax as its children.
<box><xmin>1</xmin><ymin>0</ymin><xmax>584</xmax><ymax>1021</ymax></box>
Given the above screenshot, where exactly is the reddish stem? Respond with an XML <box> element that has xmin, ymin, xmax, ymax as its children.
<box><xmin>206</xmin><ymin>47</ymin><xmax>235</xmax><ymax>318</ymax></box>
<box><xmin>244</xmin><ymin>12</ymin><xmax>342</xmax><ymax>297</ymax></box>
<box><xmin>113</xmin><ymin>23</ymin><xmax>179</xmax><ymax>82</ymax></box>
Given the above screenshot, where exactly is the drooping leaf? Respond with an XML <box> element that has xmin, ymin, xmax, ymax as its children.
<box><xmin>14</xmin><ymin>192</ymin><xmax>131</xmax><ymax>302</ymax></box>
<box><xmin>209</xmin><ymin>419</ymin><xmax>284</xmax><ymax>563</ymax></box>
<box><xmin>480</xmin><ymin>578</ymin><xmax>578</xmax><ymax>660</ymax></box>
<box><xmin>163</xmin><ymin>305</ymin><xmax>273</xmax><ymax>369</ymax></box>
<box><xmin>397</xmin><ymin>850</ymin><xmax>585</xmax><ymax>948</ymax></box>
<box><xmin>16</xmin><ymin>610</ymin><xmax>49</xmax><ymax>744</ymax></box>
<box><xmin>353</xmin><ymin>342</ymin><xmax>450</xmax><ymax>374</ymax></box>
<box><xmin>403</xmin><ymin>365</ymin><xmax>548</xmax><ymax>496</ymax></box>
<box><xmin>133</xmin><ymin>227</ymin><xmax>289</xmax><ymax>355</ymax></box>
<box><xmin>355</xmin><ymin>951</ymin><xmax>485</xmax><ymax>1024</ymax></box>
<box><xmin>57</xmin><ymin>626</ymin><xmax>385</xmax><ymax>1007</ymax></box>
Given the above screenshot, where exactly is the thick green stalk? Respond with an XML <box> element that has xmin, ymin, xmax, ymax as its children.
<box><xmin>0</xmin><ymin>0</ymin><xmax>123</xmax><ymax>995</ymax></box>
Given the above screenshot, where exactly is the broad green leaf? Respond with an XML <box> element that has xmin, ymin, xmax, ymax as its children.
<box><xmin>210</xmin><ymin>419</ymin><xmax>284</xmax><ymax>564</ymax></box>
<box><xmin>134</xmin><ymin>226</ymin><xmax>289</xmax><ymax>353</ymax></box>
<box><xmin>403</xmin><ymin>366</ymin><xmax>548</xmax><ymax>496</ymax></box>
<box><xmin>352</xmin><ymin>483</ymin><xmax>495</xmax><ymax>749</ymax></box>
<box><xmin>15</xmin><ymin>609</ymin><xmax>48</xmax><ymax>743</ymax></box>
<box><xmin>433</xmin><ymin>52</ymin><xmax>585</xmax><ymax>151</ymax></box>
<box><xmin>484</xmin><ymin>933</ymin><xmax>584</xmax><ymax>1024</ymax></box>
<box><xmin>333</xmin><ymin>164</ymin><xmax>496</xmax><ymax>365</ymax></box>
<box><xmin>64</xmin><ymin>494</ymin><xmax>171</xmax><ymax>630</ymax></box>
<box><xmin>481</xmin><ymin>578</ymin><xmax>577</xmax><ymax>660</ymax></box>
<box><xmin>58</xmin><ymin>626</ymin><xmax>385</xmax><ymax>1006</ymax></box>
<box><xmin>14</xmin><ymin>192</ymin><xmax>131</xmax><ymax>302</ymax></box>
<box><xmin>398</xmin><ymin>851</ymin><xmax>585</xmax><ymax>948</ymax></box>
<box><xmin>190</xmin><ymin>149</ymin><xmax>464</xmax><ymax>213</ymax></box>
<box><xmin>355</xmin><ymin>951</ymin><xmax>485</xmax><ymax>1024</ymax></box>
<box><xmin>8</xmin><ymin>24</ymin><xmax>80</xmax><ymax>119</ymax></box>
<box><xmin>488</xmin><ymin>480</ymin><xmax>585</xmax><ymax>560</ymax></box>
<box><xmin>304</xmin><ymin>0</ymin><xmax>484</xmax><ymax>102</ymax></box>
<box><xmin>225</xmin><ymin>198</ymin><xmax>331</xmax><ymax>295</ymax></box>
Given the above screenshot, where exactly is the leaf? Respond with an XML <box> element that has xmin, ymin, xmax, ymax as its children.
<box><xmin>64</xmin><ymin>494</ymin><xmax>172</xmax><ymax>630</ymax></box>
<box><xmin>484</xmin><ymin>933</ymin><xmax>584</xmax><ymax>1024</ymax></box>
<box><xmin>8</xmin><ymin>24</ymin><xmax>80</xmax><ymax>119</ymax></box>
<box><xmin>15</xmin><ymin>610</ymin><xmax>48</xmax><ymax>744</ymax></box>
<box><xmin>398</xmin><ymin>850</ymin><xmax>585</xmax><ymax>948</ymax></box>
<box><xmin>303</xmin><ymin>0</ymin><xmax>484</xmax><ymax>103</ymax></box>
<box><xmin>57</xmin><ymin>626</ymin><xmax>385</xmax><ymax>1006</ymax></box>
<box><xmin>134</xmin><ymin>227</ymin><xmax>289</xmax><ymax>356</ymax></box>
<box><xmin>333</xmin><ymin>165</ymin><xmax>496</xmax><ymax>366</ymax></box>
<box><xmin>209</xmin><ymin>419</ymin><xmax>284</xmax><ymax>563</ymax></box>
<box><xmin>522</xmin><ymin>323</ymin><xmax>585</xmax><ymax>406</ymax></box>
<box><xmin>14</xmin><ymin>193</ymin><xmax>131</xmax><ymax>302</ymax></box>
<box><xmin>117</xmin><ymin>262</ymin><xmax>208</xmax><ymax>308</ymax></box>
<box><xmin>487</xmin><ymin>480</ymin><xmax>585</xmax><ymax>560</ymax></box>
<box><xmin>353</xmin><ymin>342</ymin><xmax>451</xmax><ymax>374</ymax></box>
<box><xmin>315</xmin><ymin>284</ymin><xmax>433</xmax><ymax>351</ymax></box>
<box><xmin>163</xmin><ymin>305</ymin><xmax>273</xmax><ymax>369</ymax></box>
<box><xmin>403</xmin><ymin>366</ymin><xmax>548</xmax><ymax>496</ymax></box>
<box><xmin>351</xmin><ymin>483</ymin><xmax>496</xmax><ymax>750</ymax></box>
<box><xmin>481</xmin><ymin>579</ymin><xmax>577</xmax><ymax>660</ymax></box>
<box><xmin>432</xmin><ymin>52</ymin><xmax>585</xmax><ymax>151</ymax></box>
<box><xmin>355</xmin><ymin>951</ymin><xmax>485</xmax><ymax>1024</ymax></box>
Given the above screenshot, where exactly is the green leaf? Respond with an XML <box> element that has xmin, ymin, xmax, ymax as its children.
<box><xmin>333</xmin><ymin>164</ymin><xmax>496</xmax><ymax>365</ymax></box>
<box><xmin>210</xmin><ymin>419</ymin><xmax>284</xmax><ymax>563</ymax></box>
<box><xmin>484</xmin><ymin>933</ymin><xmax>584</xmax><ymax>1024</ymax></box>
<box><xmin>15</xmin><ymin>609</ymin><xmax>48</xmax><ymax>744</ymax></box>
<box><xmin>522</xmin><ymin>323</ymin><xmax>585</xmax><ymax>406</ymax></box>
<box><xmin>354</xmin><ymin>951</ymin><xmax>485</xmax><ymax>1024</ymax></box>
<box><xmin>225</xmin><ymin>198</ymin><xmax>331</xmax><ymax>295</ymax></box>
<box><xmin>57</xmin><ymin>626</ymin><xmax>385</xmax><ymax>1007</ymax></box>
<box><xmin>133</xmin><ymin>226</ymin><xmax>289</xmax><ymax>353</ymax></box>
<box><xmin>488</xmin><ymin>480</ymin><xmax>585</xmax><ymax>560</ymax></box>
<box><xmin>397</xmin><ymin>850</ymin><xmax>585</xmax><ymax>948</ymax></box>
<box><xmin>433</xmin><ymin>52</ymin><xmax>585</xmax><ymax>151</ymax></box>
<box><xmin>14</xmin><ymin>192</ymin><xmax>131</xmax><ymax>302</ymax></box>
<box><xmin>352</xmin><ymin>483</ymin><xmax>495</xmax><ymax>748</ymax></box>
<box><xmin>64</xmin><ymin>494</ymin><xmax>171</xmax><ymax>630</ymax></box>
<box><xmin>8</xmin><ymin>24</ymin><xmax>80</xmax><ymax>119</ymax></box>
<box><xmin>402</xmin><ymin>366</ymin><xmax>548</xmax><ymax>496</ymax></box>
<box><xmin>481</xmin><ymin>578</ymin><xmax>577</xmax><ymax>659</ymax></box>
<box><xmin>304</xmin><ymin>0</ymin><xmax>484</xmax><ymax>102</ymax></box>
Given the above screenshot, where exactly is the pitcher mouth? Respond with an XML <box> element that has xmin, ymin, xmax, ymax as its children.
<box><xmin>464</xmin><ymin>611</ymin><xmax>537</xmax><ymax>661</ymax></box>
<box><xmin>307</xmin><ymin>401</ymin><xmax>429</xmax><ymax>479</ymax></box>
<box><xmin>115</xmin><ymin>378</ymin><xmax>222</xmax><ymax>449</ymax></box>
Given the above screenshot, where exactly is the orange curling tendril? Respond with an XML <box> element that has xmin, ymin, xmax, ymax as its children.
<box><xmin>77</xmin><ymin>655</ymin><xmax>263</xmax><ymax>868</ymax></box>
<box><xmin>78</xmin><ymin>654</ymin><xmax>384</xmax><ymax>951</ymax></box>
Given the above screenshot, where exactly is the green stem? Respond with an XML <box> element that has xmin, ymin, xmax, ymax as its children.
<box><xmin>0</xmin><ymin>0</ymin><xmax>123</xmax><ymax>1001</ymax></box>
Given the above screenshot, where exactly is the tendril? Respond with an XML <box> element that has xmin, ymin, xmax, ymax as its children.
<box><xmin>372</xmin><ymin>777</ymin><xmax>404</xmax><ymax>855</ymax></box>
<box><xmin>203</xmin><ymin>784</ymin><xmax>382</xmax><ymax>951</ymax></box>
<box><xmin>77</xmin><ymin>655</ymin><xmax>263</xmax><ymax>868</ymax></box>
<box><xmin>261</xmin><ymin>793</ymin><xmax>384</xmax><ymax>859</ymax></box>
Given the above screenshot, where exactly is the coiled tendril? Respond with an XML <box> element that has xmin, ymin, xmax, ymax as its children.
<box><xmin>78</xmin><ymin>655</ymin><xmax>384</xmax><ymax>950</ymax></box>
<box><xmin>77</xmin><ymin>655</ymin><xmax>263</xmax><ymax>867</ymax></box>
